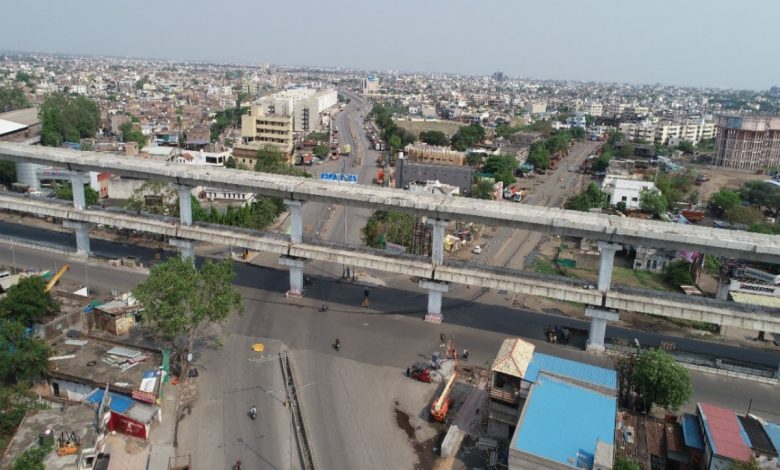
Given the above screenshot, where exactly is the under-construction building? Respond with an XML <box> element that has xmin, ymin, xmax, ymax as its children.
<box><xmin>714</xmin><ymin>115</ymin><xmax>780</xmax><ymax>170</ymax></box>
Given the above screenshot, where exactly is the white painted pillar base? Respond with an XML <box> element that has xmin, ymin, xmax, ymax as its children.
<box><xmin>428</xmin><ymin>219</ymin><xmax>448</xmax><ymax>266</ymax></box>
<box><xmin>596</xmin><ymin>242</ymin><xmax>622</xmax><ymax>292</ymax></box>
<box><xmin>63</xmin><ymin>220</ymin><xmax>91</xmax><ymax>255</ymax></box>
<box><xmin>176</xmin><ymin>185</ymin><xmax>193</xmax><ymax>226</ymax></box>
<box><xmin>420</xmin><ymin>280</ymin><xmax>449</xmax><ymax>324</ymax></box>
<box><xmin>284</xmin><ymin>200</ymin><xmax>303</xmax><ymax>244</ymax></box>
<box><xmin>279</xmin><ymin>256</ymin><xmax>306</xmax><ymax>298</ymax></box>
<box><xmin>170</xmin><ymin>238</ymin><xmax>194</xmax><ymax>260</ymax></box>
<box><xmin>585</xmin><ymin>307</ymin><xmax>619</xmax><ymax>353</ymax></box>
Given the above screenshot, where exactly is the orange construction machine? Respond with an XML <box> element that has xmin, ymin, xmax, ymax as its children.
<box><xmin>430</xmin><ymin>372</ymin><xmax>457</xmax><ymax>422</ymax></box>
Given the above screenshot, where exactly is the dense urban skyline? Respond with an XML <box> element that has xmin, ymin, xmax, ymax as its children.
<box><xmin>2</xmin><ymin>0</ymin><xmax>779</xmax><ymax>90</ymax></box>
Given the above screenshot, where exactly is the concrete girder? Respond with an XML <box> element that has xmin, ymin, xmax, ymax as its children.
<box><xmin>3</xmin><ymin>194</ymin><xmax>780</xmax><ymax>333</ymax></box>
<box><xmin>2</xmin><ymin>142</ymin><xmax>780</xmax><ymax>263</ymax></box>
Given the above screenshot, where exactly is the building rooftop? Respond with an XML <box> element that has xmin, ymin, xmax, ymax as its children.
<box><xmin>738</xmin><ymin>415</ymin><xmax>777</xmax><ymax>457</ymax></box>
<box><xmin>512</xmin><ymin>373</ymin><xmax>616</xmax><ymax>468</ymax></box>
<box><xmin>0</xmin><ymin>107</ymin><xmax>40</xmax><ymax>126</ymax></box>
<box><xmin>491</xmin><ymin>338</ymin><xmax>535</xmax><ymax>379</ymax></box>
<box><xmin>524</xmin><ymin>352</ymin><xmax>617</xmax><ymax>391</ymax></box>
<box><xmin>48</xmin><ymin>337</ymin><xmax>160</xmax><ymax>395</ymax></box>
<box><xmin>698</xmin><ymin>403</ymin><xmax>753</xmax><ymax>462</ymax></box>
<box><xmin>764</xmin><ymin>423</ymin><xmax>780</xmax><ymax>457</ymax></box>
<box><xmin>0</xmin><ymin>118</ymin><xmax>28</xmax><ymax>136</ymax></box>
<box><xmin>0</xmin><ymin>404</ymin><xmax>96</xmax><ymax>470</ymax></box>
<box><xmin>681</xmin><ymin>413</ymin><xmax>705</xmax><ymax>451</ymax></box>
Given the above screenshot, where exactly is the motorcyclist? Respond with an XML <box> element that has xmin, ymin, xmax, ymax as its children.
<box><xmin>249</xmin><ymin>405</ymin><xmax>257</xmax><ymax>419</ymax></box>
<box><xmin>234</xmin><ymin>460</ymin><xmax>242</xmax><ymax>470</ymax></box>
<box><xmin>335</xmin><ymin>338</ymin><xmax>341</xmax><ymax>350</ymax></box>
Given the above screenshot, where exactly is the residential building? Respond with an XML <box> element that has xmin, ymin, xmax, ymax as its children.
<box><xmin>240</xmin><ymin>111</ymin><xmax>294</xmax><ymax>155</ymax></box>
<box><xmin>601</xmin><ymin>176</ymin><xmax>656</xmax><ymax>209</ymax></box>
<box><xmin>581</xmin><ymin>102</ymin><xmax>603</xmax><ymax>117</ymax></box>
<box><xmin>396</xmin><ymin>157</ymin><xmax>473</xmax><ymax>195</ymax></box>
<box><xmin>524</xmin><ymin>102</ymin><xmax>547</xmax><ymax>115</ymax></box>
<box><xmin>361</xmin><ymin>75</ymin><xmax>379</xmax><ymax>95</ymax></box>
<box><xmin>696</xmin><ymin>403</ymin><xmax>753</xmax><ymax>469</ymax></box>
<box><xmin>633</xmin><ymin>246</ymin><xmax>675</xmax><ymax>272</ymax></box>
<box><xmin>714</xmin><ymin>115</ymin><xmax>780</xmax><ymax>170</ymax></box>
<box><xmin>404</xmin><ymin>142</ymin><xmax>467</xmax><ymax>165</ymax></box>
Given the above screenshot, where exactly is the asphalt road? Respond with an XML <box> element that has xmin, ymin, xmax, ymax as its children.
<box><xmin>1</xmin><ymin>239</ymin><xmax>779</xmax><ymax>468</ymax></box>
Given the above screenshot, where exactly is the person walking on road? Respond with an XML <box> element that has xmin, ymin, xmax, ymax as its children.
<box><xmin>462</xmin><ymin>348</ymin><xmax>469</xmax><ymax>361</ymax></box>
<box><xmin>362</xmin><ymin>287</ymin><xmax>370</xmax><ymax>308</ymax></box>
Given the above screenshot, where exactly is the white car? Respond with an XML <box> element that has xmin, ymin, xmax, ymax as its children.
<box><xmin>472</xmin><ymin>246</ymin><xmax>482</xmax><ymax>254</ymax></box>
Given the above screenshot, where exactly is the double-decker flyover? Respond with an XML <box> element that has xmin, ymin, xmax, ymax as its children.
<box><xmin>1</xmin><ymin>141</ymin><xmax>779</xmax><ymax>368</ymax></box>
<box><xmin>1</xmin><ymin>141</ymin><xmax>778</xmax><ymax>263</ymax></box>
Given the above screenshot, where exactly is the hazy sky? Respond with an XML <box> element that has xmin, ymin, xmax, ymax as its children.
<box><xmin>2</xmin><ymin>0</ymin><xmax>779</xmax><ymax>90</ymax></box>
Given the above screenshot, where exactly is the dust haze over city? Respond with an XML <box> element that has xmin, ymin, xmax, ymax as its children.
<box><xmin>1</xmin><ymin>1</ymin><xmax>780</xmax><ymax>470</ymax></box>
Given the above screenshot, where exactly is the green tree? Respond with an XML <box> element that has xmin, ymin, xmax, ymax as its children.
<box><xmin>527</xmin><ymin>142</ymin><xmax>551</xmax><ymax>170</ymax></box>
<box><xmin>639</xmin><ymin>189</ymin><xmax>668</xmax><ymax>217</ymax></box>
<box><xmin>471</xmin><ymin>177</ymin><xmax>495</xmax><ymax>200</ymax></box>
<box><xmin>727</xmin><ymin>459</ymin><xmax>762</xmax><ymax>470</ymax></box>
<box><xmin>633</xmin><ymin>348</ymin><xmax>692</xmax><ymax>411</ymax></box>
<box><xmin>483</xmin><ymin>154</ymin><xmax>517</xmax><ymax>186</ymax></box>
<box><xmin>0</xmin><ymin>86</ymin><xmax>30</xmax><ymax>113</ymax></box>
<box><xmin>724</xmin><ymin>206</ymin><xmax>764</xmax><ymax>225</ymax></box>
<box><xmin>618</xmin><ymin>143</ymin><xmax>635</xmax><ymax>159</ymax></box>
<box><xmin>54</xmin><ymin>181</ymin><xmax>99</xmax><ymax>206</ymax></box>
<box><xmin>0</xmin><ymin>319</ymin><xmax>51</xmax><ymax>385</ymax></box>
<box><xmin>0</xmin><ymin>277</ymin><xmax>59</xmax><ymax>326</ymax></box>
<box><xmin>312</xmin><ymin>145</ymin><xmax>329</xmax><ymax>158</ymax></box>
<box><xmin>614</xmin><ymin>458</ymin><xmax>642</xmax><ymax>470</ymax></box>
<box><xmin>119</xmin><ymin>122</ymin><xmax>147</xmax><ymax>149</ymax></box>
<box><xmin>570</xmin><ymin>126</ymin><xmax>586</xmax><ymax>140</ymax></box>
<box><xmin>741</xmin><ymin>180</ymin><xmax>780</xmax><ymax>216</ymax></box>
<box><xmin>12</xmin><ymin>441</ymin><xmax>53</xmax><ymax>470</ymax></box>
<box><xmin>677</xmin><ymin>140</ymin><xmax>695</xmax><ymax>154</ymax></box>
<box><xmin>710</xmin><ymin>189</ymin><xmax>742</xmax><ymax>214</ymax></box>
<box><xmin>0</xmin><ymin>160</ymin><xmax>16</xmax><ymax>186</ymax></box>
<box><xmin>704</xmin><ymin>255</ymin><xmax>721</xmax><ymax>275</ymax></box>
<box><xmin>388</xmin><ymin>134</ymin><xmax>402</xmax><ymax>150</ymax></box>
<box><xmin>418</xmin><ymin>130</ymin><xmax>449</xmax><ymax>146</ymax></box>
<box><xmin>662</xmin><ymin>260</ymin><xmax>693</xmax><ymax>287</ymax></box>
<box><xmin>133</xmin><ymin>256</ymin><xmax>244</xmax><ymax>375</ymax></box>
<box><xmin>224</xmin><ymin>156</ymin><xmax>237</xmax><ymax>169</ymax></box>
<box><xmin>39</xmin><ymin>93</ymin><xmax>100</xmax><ymax>147</ymax></box>
<box><xmin>450</xmin><ymin>124</ymin><xmax>486</xmax><ymax>151</ymax></box>
<box><xmin>361</xmin><ymin>211</ymin><xmax>418</xmax><ymax>249</ymax></box>
<box><xmin>565</xmin><ymin>183</ymin><xmax>608</xmax><ymax>211</ymax></box>
<box><xmin>125</xmin><ymin>180</ymin><xmax>179</xmax><ymax>215</ymax></box>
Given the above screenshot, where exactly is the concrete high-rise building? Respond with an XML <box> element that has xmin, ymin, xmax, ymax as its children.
<box><xmin>715</xmin><ymin>115</ymin><xmax>780</xmax><ymax>170</ymax></box>
<box><xmin>361</xmin><ymin>75</ymin><xmax>379</xmax><ymax>95</ymax></box>
<box><xmin>248</xmin><ymin>88</ymin><xmax>336</xmax><ymax>133</ymax></box>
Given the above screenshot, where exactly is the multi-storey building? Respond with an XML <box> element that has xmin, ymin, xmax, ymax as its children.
<box><xmin>714</xmin><ymin>115</ymin><xmax>780</xmax><ymax>170</ymax></box>
<box><xmin>239</xmin><ymin>111</ymin><xmax>294</xmax><ymax>155</ymax></box>
<box><xmin>619</xmin><ymin>119</ymin><xmax>715</xmax><ymax>145</ymax></box>
<box><xmin>404</xmin><ymin>143</ymin><xmax>467</xmax><ymax>165</ymax></box>
<box><xmin>249</xmin><ymin>88</ymin><xmax>336</xmax><ymax>133</ymax></box>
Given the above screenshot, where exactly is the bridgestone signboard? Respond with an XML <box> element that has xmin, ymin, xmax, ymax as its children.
<box><xmin>730</xmin><ymin>280</ymin><xmax>780</xmax><ymax>297</ymax></box>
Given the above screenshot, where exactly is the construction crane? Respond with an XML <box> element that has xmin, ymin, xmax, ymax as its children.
<box><xmin>45</xmin><ymin>264</ymin><xmax>70</xmax><ymax>293</ymax></box>
<box><xmin>431</xmin><ymin>372</ymin><xmax>457</xmax><ymax>422</ymax></box>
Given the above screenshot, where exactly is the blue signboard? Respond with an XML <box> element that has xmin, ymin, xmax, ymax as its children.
<box><xmin>321</xmin><ymin>173</ymin><xmax>357</xmax><ymax>184</ymax></box>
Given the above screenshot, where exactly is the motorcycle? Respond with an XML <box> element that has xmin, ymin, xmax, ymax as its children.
<box><xmin>334</xmin><ymin>339</ymin><xmax>340</xmax><ymax>351</ymax></box>
<box><xmin>249</xmin><ymin>407</ymin><xmax>257</xmax><ymax>420</ymax></box>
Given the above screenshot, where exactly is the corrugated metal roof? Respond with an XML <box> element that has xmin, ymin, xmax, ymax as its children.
<box><xmin>0</xmin><ymin>118</ymin><xmax>27</xmax><ymax>136</ymax></box>
<box><xmin>698</xmin><ymin>403</ymin><xmax>752</xmax><ymax>462</ymax></box>
<box><xmin>524</xmin><ymin>353</ymin><xmax>617</xmax><ymax>391</ymax></box>
<box><xmin>124</xmin><ymin>401</ymin><xmax>158</xmax><ymax>424</ymax></box>
<box><xmin>681</xmin><ymin>413</ymin><xmax>704</xmax><ymax>451</ymax></box>
<box><xmin>490</xmin><ymin>338</ymin><xmax>535</xmax><ymax>379</ymax></box>
<box><xmin>512</xmin><ymin>373</ymin><xmax>616</xmax><ymax>467</ymax></box>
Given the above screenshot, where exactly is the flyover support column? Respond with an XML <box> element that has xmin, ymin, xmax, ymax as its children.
<box><xmin>586</xmin><ymin>242</ymin><xmax>622</xmax><ymax>352</ymax></box>
<box><xmin>280</xmin><ymin>200</ymin><xmax>305</xmax><ymax>297</ymax></box>
<box><xmin>420</xmin><ymin>280</ymin><xmax>449</xmax><ymax>324</ymax></box>
<box><xmin>428</xmin><ymin>219</ymin><xmax>448</xmax><ymax>266</ymax></box>
<box><xmin>176</xmin><ymin>185</ymin><xmax>193</xmax><ymax>226</ymax></box>
<box><xmin>279</xmin><ymin>256</ymin><xmax>305</xmax><ymax>298</ymax></box>
<box><xmin>63</xmin><ymin>221</ymin><xmax>92</xmax><ymax>255</ymax></box>
<box><xmin>170</xmin><ymin>239</ymin><xmax>194</xmax><ymax>260</ymax></box>
<box><xmin>71</xmin><ymin>175</ymin><xmax>87</xmax><ymax>210</ymax></box>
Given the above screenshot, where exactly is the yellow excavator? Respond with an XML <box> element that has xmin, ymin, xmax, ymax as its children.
<box><xmin>45</xmin><ymin>265</ymin><xmax>70</xmax><ymax>293</ymax></box>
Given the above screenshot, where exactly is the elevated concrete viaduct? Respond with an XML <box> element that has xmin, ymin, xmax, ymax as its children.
<box><xmin>1</xmin><ymin>142</ymin><xmax>779</xmax><ymax>368</ymax></box>
<box><xmin>2</xmin><ymin>194</ymin><xmax>780</xmax><ymax>340</ymax></box>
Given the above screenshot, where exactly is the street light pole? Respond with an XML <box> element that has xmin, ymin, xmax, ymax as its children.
<box><xmin>10</xmin><ymin>240</ymin><xmax>16</xmax><ymax>272</ymax></box>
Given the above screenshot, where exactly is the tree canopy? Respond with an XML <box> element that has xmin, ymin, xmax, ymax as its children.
<box><xmin>633</xmin><ymin>348</ymin><xmax>692</xmax><ymax>411</ymax></box>
<box><xmin>741</xmin><ymin>180</ymin><xmax>780</xmax><ymax>216</ymax></box>
<box><xmin>564</xmin><ymin>183</ymin><xmax>608</xmax><ymax>211</ymax></box>
<box><xmin>471</xmin><ymin>177</ymin><xmax>495</xmax><ymax>200</ymax></box>
<box><xmin>362</xmin><ymin>211</ymin><xmax>418</xmax><ymax>250</ymax></box>
<box><xmin>662</xmin><ymin>260</ymin><xmax>693</xmax><ymax>287</ymax></box>
<box><xmin>0</xmin><ymin>319</ymin><xmax>51</xmax><ymax>385</ymax></box>
<box><xmin>527</xmin><ymin>142</ymin><xmax>551</xmax><ymax>170</ymax></box>
<box><xmin>450</xmin><ymin>124</ymin><xmax>486</xmax><ymax>151</ymax></box>
<box><xmin>677</xmin><ymin>140</ymin><xmax>695</xmax><ymax>154</ymax></box>
<box><xmin>254</xmin><ymin>146</ymin><xmax>310</xmax><ymax>177</ymax></box>
<box><xmin>119</xmin><ymin>121</ymin><xmax>147</xmax><ymax>149</ymax></box>
<box><xmin>54</xmin><ymin>181</ymin><xmax>99</xmax><ymax>206</ymax></box>
<box><xmin>0</xmin><ymin>86</ymin><xmax>30</xmax><ymax>113</ymax></box>
<box><xmin>724</xmin><ymin>206</ymin><xmax>764</xmax><ymax>226</ymax></box>
<box><xmin>639</xmin><ymin>189</ymin><xmax>668</xmax><ymax>217</ymax></box>
<box><xmin>709</xmin><ymin>189</ymin><xmax>742</xmax><ymax>214</ymax></box>
<box><xmin>418</xmin><ymin>130</ymin><xmax>449</xmax><ymax>146</ymax></box>
<box><xmin>0</xmin><ymin>160</ymin><xmax>16</xmax><ymax>186</ymax></box>
<box><xmin>0</xmin><ymin>276</ymin><xmax>59</xmax><ymax>326</ymax></box>
<box><xmin>133</xmin><ymin>256</ymin><xmax>244</xmax><ymax>372</ymax></box>
<box><xmin>482</xmin><ymin>154</ymin><xmax>517</xmax><ymax>186</ymax></box>
<box><xmin>40</xmin><ymin>93</ymin><xmax>100</xmax><ymax>147</ymax></box>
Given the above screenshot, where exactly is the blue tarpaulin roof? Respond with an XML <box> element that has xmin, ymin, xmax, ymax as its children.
<box><xmin>525</xmin><ymin>353</ymin><xmax>617</xmax><ymax>391</ymax></box>
<box><xmin>512</xmin><ymin>373</ymin><xmax>616</xmax><ymax>468</ymax></box>
<box><xmin>681</xmin><ymin>413</ymin><xmax>705</xmax><ymax>451</ymax></box>
<box><xmin>84</xmin><ymin>388</ymin><xmax>133</xmax><ymax>413</ymax></box>
<box><xmin>763</xmin><ymin>422</ymin><xmax>780</xmax><ymax>456</ymax></box>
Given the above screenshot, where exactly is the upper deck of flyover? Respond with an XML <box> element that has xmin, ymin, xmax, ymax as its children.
<box><xmin>1</xmin><ymin>141</ymin><xmax>779</xmax><ymax>264</ymax></box>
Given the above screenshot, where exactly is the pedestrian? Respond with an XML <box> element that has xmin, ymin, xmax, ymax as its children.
<box><xmin>406</xmin><ymin>367</ymin><xmax>411</xmax><ymax>377</ymax></box>
<box><xmin>463</xmin><ymin>348</ymin><xmax>469</xmax><ymax>361</ymax></box>
<box><xmin>362</xmin><ymin>286</ymin><xmax>370</xmax><ymax>308</ymax></box>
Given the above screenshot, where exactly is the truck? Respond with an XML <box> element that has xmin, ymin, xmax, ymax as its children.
<box><xmin>342</xmin><ymin>144</ymin><xmax>351</xmax><ymax>156</ymax></box>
